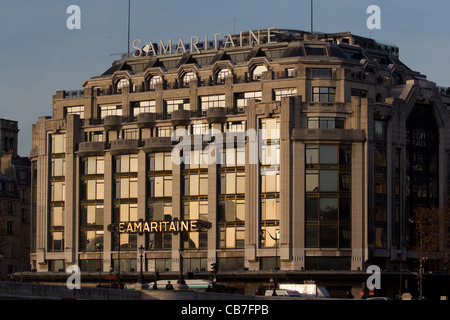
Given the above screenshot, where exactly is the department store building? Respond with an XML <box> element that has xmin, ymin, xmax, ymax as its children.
<box><xmin>28</xmin><ymin>28</ymin><xmax>450</xmax><ymax>295</ymax></box>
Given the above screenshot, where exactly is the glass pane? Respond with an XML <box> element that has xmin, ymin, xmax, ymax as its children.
<box><xmin>199</xmin><ymin>174</ymin><xmax>208</xmax><ymax>195</ymax></box>
<box><xmin>155</xmin><ymin>153</ymin><xmax>164</xmax><ymax>171</ymax></box>
<box><xmin>189</xmin><ymin>201</ymin><xmax>199</xmax><ymax>220</ymax></box>
<box><xmin>306</xmin><ymin>170</ymin><xmax>319</xmax><ymax>192</ymax></box>
<box><xmin>96</xmin><ymin>180</ymin><xmax>104</xmax><ymax>199</ymax></box>
<box><xmin>320</xmin><ymin>198</ymin><xmax>338</xmax><ymax>221</ymax></box>
<box><xmin>320</xmin><ymin>145</ymin><xmax>338</xmax><ymax>164</ymax></box>
<box><xmin>236</xmin><ymin>173</ymin><xmax>245</xmax><ymax>194</ymax></box>
<box><xmin>129</xmin><ymin>204</ymin><xmax>138</xmax><ymax>221</ymax></box>
<box><xmin>226</xmin><ymin>227</ymin><xmax>236</xmax><ymax>248</ymax></box>
<box><xmin>129</xmin><ymin>177</ymin><xmax>138</xmax><ymax>198</ymax></box>
<box><xmin>189</xmin><ymin>175</ymin><xmax>199</xmax><ymax>196</ymax></box>
<box><xmin>130</xmin><ymin>155</ymin><xmax>138</xmax><ymax>172</ymax></box>
<box><xmin>97</xmin><ymin>157</ymin><xmax>104</xmax><ymax>174</ymax></box>
<box><xmin>121</xmin><ymin>155</ymin><xmax>130</xmax><ymax>173</ymax></box>
<box><xmin>305</xmin><ymin>225</ymin><xmax>318</xmax><ymax>248</ymax></box>
<box><xmin>120</xmin><ymin>178</ymin><xmax>129</xmax><ymax>198</ymax></box>
<box><xmin>226</xmin><ymin>173</ymin><xmax>236</xmax><ymax>194</ymax></box>
<box><xmin>225</xmin><ymin>199</ymin><xmax>235</xmax><ymax>221</ymax></box>
<box><xmin>164</xmin><ymin>177</ymin><xmax>172</xmax><ymax>197</ymax></box>
<box><xmin>320</xmin><ymin>225</ymin><xmax>338</xmax><ymax>248</ymax></box>
<box><xmin>236</xmin><ymin>200</ymin><xmax>245</xmax><ymax>221</ymax></box>
<box><xmin>320</xmin><ymin>170</ymin><xmax>338</xmax><ymax>192</ymax></box>
<box><xmin>305</xmin><ymin>197</ymin><xmax>318</xmax><ymax>221</ymax></box>
<box><xmin>264</xmin><ymin>198</ymin><xmax>278</xmax><ymax>220</ymax></box>
<box><xmin>306</xmin><ymin>145</ymin><xmax>318</xmax><ymax>164</ymax></box>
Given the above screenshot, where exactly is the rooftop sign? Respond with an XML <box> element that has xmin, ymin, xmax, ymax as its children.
<box><xmin>132</xmin><ymin>28</ymin><xmax>277</xmax><ymax>58</ymax></box>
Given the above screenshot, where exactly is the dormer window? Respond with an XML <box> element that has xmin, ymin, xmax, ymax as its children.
<box><xmin>183</xmin><ymin>72</ymin><xmax>197</xmax><ymax>87</ymax></box>
<box><xmin>252</xmin><ymin>65</ymin><xmax>267</xmax><ymax>81</ymax></box>
<box><xmin>217</xmin><ymin>68</ymin><xmax>231</xmax><ymax>84</ymax></box>
<box><xmin>149</xmin><ymin>76</ymin><xmax>162</xmax><ymax>90</ymax></box>
<box><xmin>116</xmin><ymin>79</ymin><xmax>129</xmax><ymax>93</ymax></box>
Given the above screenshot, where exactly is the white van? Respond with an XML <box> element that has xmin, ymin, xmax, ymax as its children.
<box><xmin>264</xmin><ymin>289</ymin><xmax>303</xmax><ymax>297</ymax></box>
<box><xmin>279</xmin><ymin>284</ymin><xmax>331</xmax><ymax>298</ymax></box>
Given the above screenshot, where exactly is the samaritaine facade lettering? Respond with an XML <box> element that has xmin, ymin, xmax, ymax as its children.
<box><xmin>133</xmin><ymin>28</ymin><xmax>277</xmax><ymax>57</ymax></box>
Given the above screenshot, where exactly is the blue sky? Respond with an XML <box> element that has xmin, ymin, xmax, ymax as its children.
<box><xmin>0</xmin><ymin>0</ymin><xmax>449</xmax><ymax>156</ymax></box>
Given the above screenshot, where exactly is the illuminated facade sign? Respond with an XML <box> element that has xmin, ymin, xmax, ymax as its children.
<box><xmin>132</xmin><ymin>27</ymin><xmax>277</xmax><ymax>58</ymax></box>
<box><xmin>116</xmin><ymin>219</ymin><xmax>212</xmax><ymax>234</ymax></box>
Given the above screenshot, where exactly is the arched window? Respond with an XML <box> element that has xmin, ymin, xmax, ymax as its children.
<box><xmin>116</xmin><ymin>79</ymin><xmax>129</xmax><ymax>93</ymax></box>
<box><xmin>183</xmin><ymin>72</ymin><xmax>197</xmax><ymax>87</ymax></box>
<box><xmin>252</xmin><ymin>65</ymin><xmax>267</xmax><ymax>81</ymax></box>
<box><xmin>149</xmin><ymin>76</ymin><xmax>162</xmax><ymax>90</ymax></box>
<box><xmin>217</xmin><ymin>68</ymin><xmax>231</xmax><ymax>84</ymax></box>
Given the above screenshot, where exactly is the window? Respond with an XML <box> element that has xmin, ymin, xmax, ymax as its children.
<box><xmin>236</xmin><ymin>92</ymin><xmax>262</xmax><ymax>110</ymax></box>
<box><xmin>49</xmin><ymin>134</ymin><xmax>66</xmax><ymax>252</ymax></box>
<box><xmin>252</xmin><ymin>65</ymin><xmax>268</xmax><ymax>81</ymax></box>
<box><xmin>147</xmin><ymin>152</ymin><xmax>173</xmax><ymax>251</ymax></box>
<box><xmin>259</xmin><ymin>118</ymin><xmax>280</xmax><ymax>248</ymax></box>
<box><xmin>133</xmin><ymin>101</ymin><xmax>156</xmax><ymax>117</ymax></box>
<box><xmin>116</xmin><ymin>79</ymin><xmax>129</xmax><ymax>93</ymax></box>
<box><xmin>149</xmin><ymin>76</ymin><xmax>162</xmax><ymax>90</ymax></box>
<box><xmin>112</xmin><ymin>154</ymin><xmax>138</xmax><ymax>251</ymax></box>
<box><xmin>218</xmin><ymin>146</ymin><xmax>245</xmax><ymax>249</ymax></box>
<box><xmin>200</xmin><ymin>95</ymin><xmax>225</xmax><ymax>112</ymax></box>
<box><xmin>121</xmin><ymin>128</ymin><xmax>139</xmax><ymax>140</ymax></box>
<box><xmin>217</xmin><ymin>69</ymin><xmax>231</xmax><ymax>83</ymax></box>
<box><xmin>65</xmin><ymin>106</ymin><xmax>85</xmax><ymax>119</ymax></box>
<box><xmin>274</xmin><ymin>88</ymin><xmax>297</xmax><ymax>101</ymax></box>
<box><xmin>51</xmin><ymin>134</ymin><xmax>66</xmax><ymax>154</ymax></box>
<box><xmin>312</xmin><ymin>87</ymin><xmax>335</xmax><ymax>103</ymax></box>
<box><xmin>182</xmin><ymin>149</ymin><xmax>209</xmax><ymax>250</ymax></box>
<box><xmin>165</xmin><ymin>98</ymin><xmax>190</xmax><ymax>115</ymax></box>
<box><xmin>305</xmin><ymin>144</ymin><xmax>351</xmax><ymax>249</ymax></box>
<box><xmin>307</xmin><ymin>117</ymin><xmax>345</xmax><ymax>129</ymax></box>
<box><xmin>86</xmin><ymin>131</ymin><xmax>105</xmax><ymax>142</ymax></box>
<box><xmin>305</xmin><ymin>45</ymin><xmax>327</xmax><ymax>56</ymax></box>
<box><xmin>311</xmin><ymin>68</ymin><xmax>332</xmax><ymax>78</ymax></box>
<box><xmin>157</xmin><ymin>126</ymin><xmax>173</xmax><ymax>138</ymax></box>
<box><xmin>182</xmin><ymin>72</ymin><xmax>197</xmax><ymax>87</ymax></box>
<box><xmin>99</xmin><ymin>105</ymin><xmax>122</xmax><ymax>119</ymax></box>
<box><xmin>80</xmin><ymin>156</ymin><xmax>105</xmax><ymax>252</ymax></box>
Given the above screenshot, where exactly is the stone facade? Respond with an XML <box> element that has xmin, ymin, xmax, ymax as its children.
<box><xmin>29</xmin><ymin>29</ymin><xmax>450</xmax><ymax>279</ymax></box>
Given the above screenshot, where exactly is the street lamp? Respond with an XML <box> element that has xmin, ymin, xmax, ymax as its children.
<box><xmin>138</xmin><ymin>245</ymin><xmax>145</xmax><ymax>285</ymax></box>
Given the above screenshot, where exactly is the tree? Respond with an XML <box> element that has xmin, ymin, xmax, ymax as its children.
<box><xmin>412</xmin><ymin>201</ymin><xmax>450</xmax><ymax>299</ymax></box>
<box><xmin>413</xmin><ymin>202</ymin><xmax>450</xmax><ymax>270</ymax></box>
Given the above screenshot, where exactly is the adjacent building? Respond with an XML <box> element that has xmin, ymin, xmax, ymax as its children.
<box><xmin>28</xmin><ymin>29</ymin><xmax>450</xmax><ymax>296</ymax></box>
<box><xmin>0</xmin><ymin>119</ymin><xmax>31</xmax><ymax>279</ymax></box>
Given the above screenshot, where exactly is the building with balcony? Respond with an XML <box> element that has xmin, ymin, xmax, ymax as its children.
<box><xmin>27</xmin><ymin>29</ymin><xmax>450</xmax><ymax>297</ymax></box>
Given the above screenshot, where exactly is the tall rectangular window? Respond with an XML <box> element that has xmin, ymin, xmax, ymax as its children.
<box><xmin>147</xmin><ymin>152</ymin><xmax>173</xmax><ymax>251</ymax></box>
<box><xmin>49</xmin><ymin>134</ymin><xmax>66</xmax><ymax>252</ymax></box>
<box><xmin>305</xmin><ymin>144</ymin><xmax>351</xmax><ymax>249</ymax></box>
<box><xmin>374</xmin><ymin>120</ymin><xmax>387</xmax><ymax>248</ymax></box>
<box><xmin>259</xmin><ymin>118</ymin><xmax>280</xmax><ymax>248</ymax></box>
<box><xmin>182</xmin><ymin>150</ymin><xmax>208</xmax><ymax>250</ymax></box>
<box><xmin>218</xmin><ymin>147</ymin><xmax>245</xmax><ymax>250</ymax></box>
<box><xmin>79</xmin><ymin>156</ymin><xmax>105</xmax><ymax>255</ymax></box>
<box><xmin>112</xmin><ymin>154</ymin><xmax>138</xmax><ymax>252</ymax></box>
